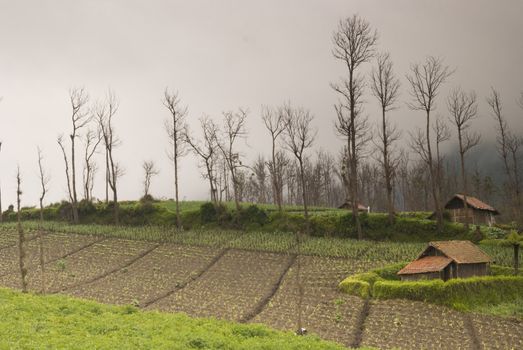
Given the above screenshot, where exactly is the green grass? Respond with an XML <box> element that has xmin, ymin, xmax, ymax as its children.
<box><xmin>0</xmin><ymin>288</ymin><xmax>365</xmax><ymax>350</ymax></box>
<box><xmin>155</xmin><ymin>200</ymin><xmax>344</xmax><ymax>215</ymax></box>
<box><xmin>471</xmin><ymin>299</ymin><xmax>523</xmax><ymax>318</ymax></box>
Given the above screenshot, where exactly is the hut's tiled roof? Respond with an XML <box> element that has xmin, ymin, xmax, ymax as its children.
<box><xmin>338</xmin><ymin>201</ymin><xmax>368</xmax><ymax>211</ymax></box>
<box><xmin>397</xmin><ymin>256</ymin><xmax>452</xmax><ymax>275</ymax></box>
<box><xmin>448</xmin><ymin>194</ymin><xmax>499</xmax><ymax>214</ymax></box>
<box><xmin>422</xmin><ymin>240</ymin><xmax>492</xmax><ymax>264</ymax></box>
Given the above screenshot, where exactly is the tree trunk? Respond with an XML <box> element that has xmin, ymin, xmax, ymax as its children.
<box><xmin>295</xmin><ymin>231</ymin><xmax>304</xmax><ymax>334</ymax></box>
<box><xmin>38</xmin><ymin>197</ymin><xmax>45</xmax><ymax>293</ymax></box>
<box><xmin>515</xmin><ymin>244</ymin><xmax>520</xmax><ymax>276</ymax></box>
<box><xmin>512</xmin><ymin>150</ymin><xmax>522</xmax><ymax>222</ymax></box>
<box><xmin>382</xmin><ymin>107</ymin><xmax>394</xmax><ymax>224</ymax></box>
<box><xmin>105</xmin><ymin>148</ymin><xmax>109</xmax><ymax>203</ymax></box>
<box><xmin>70</xmin><ymin>135</ymin><xmax>79</xmax><ymax>224</ymax></box>
<box><xmin>426</xmin><ymin>110</ymin><xmax>443</xmax><ymax>232</ymax></box>
<box><xmin>17</xmin><ymin>173</ymin><xmax>27</xmax><ymax>293</ymax></box>
<box><xmin>458</xmin><ymin>130</ymin><xmax>470</xmax><ymax>230</ymax></box>
<box><xmin>271</xmin><ymin>137</ymin><xmax>283</xmax><ymax>212</ymax></box>
<box><xmin>174</xmin><ymin>136</ymin><xmax>181</xmax><ymax>228</ymax></box>
<box><xmin>349</xmin><ymin>70</ymin><xmax>362</xmax><ymax>239</ymax></box>
<box><xmin>299</xmin><ymin>159</ymin><xmax>309</xmax><ymax>223</ymax></box>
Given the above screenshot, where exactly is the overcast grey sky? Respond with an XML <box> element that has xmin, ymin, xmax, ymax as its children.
<box><xmin>0</xmin><ymin>0</ymin><xmax>522</xmax><ymax>207</ymax></box>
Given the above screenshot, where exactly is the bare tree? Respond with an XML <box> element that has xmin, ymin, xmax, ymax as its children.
<box><xmin>142</xmin><ymin>160</ymin><xmax>159</xmax><ymax>198</ymax></box>
<box><xmin>217</xmin><ymin>108</ymin><xmax>248</xmax><ymax>211</ymax></box>
<box><xmin>82</xmin><ymin>128</ymin><xmax>102</xmax><ymax>201</ymax></box>
<box><xmin>262</xmin><ymin>106</ymin><xmax>287</xmax><ymax>211</ymax></box>
<box><xmin>487</xmin><ymin>88</ymin><xmax>518</xmax><ymax>218</ymax></box>
<box><xmin>332</xmin><ymin>14</ymin><xmax>377</xmax><ymax>239</ymax></box>
<box><xmin>406</xmin><ymin>56</ymin><xmax>453</xmax><ymax>231</ymax></box>
<box><xmin>507</xmin><ymin>134</ymin><xmax>522</xmax><ymax>220</ymax></box>
<box><xmin>433</xmin><ymin>117</ymin><xmax>451</xmax><ymax>207</ymax></box>
<box><xmin>370</xmin><ymin>52</ymin><xmax>401</xmax><ymax>224</ymax></box>
<box><xmin>163</xmin><ymin>89</ymin><xmax>188</xmax><ymax>228</ymax></box>
<box><xmin>97</xmin><ymin>91</ymin><xmax>122</xmax><ymax>225</ymax></box>
<box><xmin>16</xmin><ymin>167</ymin><xmax>27</xmax><ymax>292</ymax></box>
<box><xmin>66</xmin><ymin>88</ymin><xmax>91</xmax><ymax>224</ymax></box>
<box><xmin>57</xmin><ymin>135</ymin><xmax>74</xmax><ymax>219</ymax></box>
<box><xmin>37</xmin><ymin>147</ymin><xmax>50</xmax><ymax>292</ymax></box>
<box><xmin>185</xmin><ymin>117</ymin><xmax>220</xmax><ymax>203</ymax></box>
<box><xmin>281</xmin><ymin>104</ymin><xmax>316</xmax><ymax>336</ymax></box>
<box><xmin>282</xmin><ymin>104</ymin><xmax>317</xmax><ymax>222</ymax></box>
<box><xmin>447</xmin><ymin>88</ymin><xmax>480</xmax><ymax>229</ymax></box>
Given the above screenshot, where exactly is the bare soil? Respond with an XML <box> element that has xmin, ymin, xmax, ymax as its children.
<box><xmin>0</xmin><ymin>231</ymin><xmax>521</xmax><ymax>350</ymax></box>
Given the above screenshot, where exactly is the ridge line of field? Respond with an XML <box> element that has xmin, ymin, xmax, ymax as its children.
<box><xmin>50</xmin><ymin>243</ymin><xmax>160</xmax><ymax>294</ymax></box>
<box><xmin>0</xmin><ymin>231</ymin><xmax>39</xmax><ymax>251</ymax></box>
<box><xmin>350</xmin><ymin>298</ymin><xmax>370</xmax><ymax>348</ymax></box>
<box><xmin>240</xmin><ymin>253</ymin><xmax>297</xmax><ymax>323</ymax></box>
<box><xmin>0</xmin><ymin>235</ymin><xmax>106</xmax><ymax>278</ymax></box>
<box><xmin>142</xmin><ymin>247</ymin><xmax>231</xmax><ymax>308</ymax></box>
<box><xmin>464</xmin><ymin>313</ymin><xmax>483</xmax><ymax>350</ymax></box>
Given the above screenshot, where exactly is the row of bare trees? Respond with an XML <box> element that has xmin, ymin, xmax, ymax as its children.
<box><xmin>0</xmin><ymin>15</ymin><xmax>521</xmax><ymax>234</ymax></box>
<box><xmin>56</xmin><ymin>88</ymin><xmax>122</xmax><ymax>224</ymax></box>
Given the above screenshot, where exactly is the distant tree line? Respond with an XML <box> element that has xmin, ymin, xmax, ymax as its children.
<box><xmin>0</xmin><ymin>15</ymin><xmax>522</xmax><ymax>235</ymax></box>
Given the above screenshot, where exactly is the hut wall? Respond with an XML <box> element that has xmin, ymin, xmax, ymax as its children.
<box><xmin>450</xmin><ymin>208</ymin><xmax>491</xmax><ymax>226</ymax></box>
<box><xmin>400</xmin><ymin>271</ymin><xmax>441</xmax><ymax>281</ymax></box>
<box><xmin>456</xmin><ymin>263</ymin><xmax>488</xmax><ymax>278</ymax></box>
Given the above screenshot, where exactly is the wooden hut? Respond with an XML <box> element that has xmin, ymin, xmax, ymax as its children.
<box><xmin>338</xmin><ymin>201</ymin><xmax>369</xmax><ymax>213</ymax></box>
<box><xmin>443</xmin><ymin>194</ymin><xmax>499</xmax><ymax>226</ymax></box>
<box><xmin>397</xmin><ymin>240</ymin><xmax>492</xmax><ymax>281</ymax></box>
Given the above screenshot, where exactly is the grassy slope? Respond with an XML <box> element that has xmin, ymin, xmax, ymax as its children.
<box><xmin>0</xmin><ymin>288</ymin><xmax>370</xmax><ymax>350</ymax></box>
<box><xmin>153</xmin><ymin>200</ymin><xmax>345</xmax><ymax>214</ymax></box>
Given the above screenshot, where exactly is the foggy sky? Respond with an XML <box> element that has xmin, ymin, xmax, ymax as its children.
<box><xmin>1</xmin><ymin>0</ymin><xmax>522</xmax><ymax>208</ymax></box>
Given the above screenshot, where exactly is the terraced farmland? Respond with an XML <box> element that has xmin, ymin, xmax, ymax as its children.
<box><xmin>0</xmin><ymin>228</ymin><xmax>521</xmax><ymax>350</ymax></box>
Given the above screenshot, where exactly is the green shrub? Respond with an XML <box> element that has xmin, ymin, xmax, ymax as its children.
<box><xmin>372</xmin><ymin>275</ymin><xmax>523</xmax><ymax>311</ymax></box>
<box><xmin>483</xmin><ymin>226</ymin><xmax>508</xmax><ymax>239</ymax></box>
<box><xmin>200</xmin><ymin>202</ymin><xmax>217</xmax><ymax>223</ymax></box>
<box><xmin>339</xmin><ymin>277</ymin><xmax>371</xmax><ymax>299</ymax></box>
<box><xmin>373</xmin><ymin>279</ymin><xmax>446</xmax><ymax>303</ymax></box>
<box><xmin>372</xmin><ymin>262</ymin><xmax>408</xmax><ymax>280</ymax></box>
<box><xmin>490</xmin><ymin>264</ymin><xmax>520</xmax><ymax>276</ymax></box>
<box><xmin>237</xmin><ymin>205</ymin><xmax>269</xmax><ymax>228</ymax></box>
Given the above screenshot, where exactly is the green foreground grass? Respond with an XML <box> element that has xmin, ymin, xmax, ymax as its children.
<box><xmin>0</xmin><ymin>288</ymin><xmax>369</xmax><ymax>350</ymax></box>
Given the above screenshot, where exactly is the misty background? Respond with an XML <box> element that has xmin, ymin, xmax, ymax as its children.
<box><xmin>0</xmin><ymin>0</ymin><xmax>522</xmax><ymax>208</ymax></box>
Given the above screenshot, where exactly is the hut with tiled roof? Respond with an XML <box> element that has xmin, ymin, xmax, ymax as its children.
<box><xmin>397</xmin><ymin>240</ymin><xmax>492</xmax><ymax>281</ymax></box>
<box><xmin>338</xmin><ymin>200</ymin><xmax>369</xmax><ymax>212</ymax></box>
<box><xmin>444</xmin><ymin>194</ymin><xmax>499</xmax><ymax>226</ymax></box>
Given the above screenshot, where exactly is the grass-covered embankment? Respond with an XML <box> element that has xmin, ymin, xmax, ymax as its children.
<box><xmin>339</xmin><ymin>264</ymin><xmax>523</xmax><ymax>318</ymax></box>
<box><xmin>0</xmin><ymin>288</ymin><xmax>365</xmax><ymax>350</ymax></box>
<box><xmin>4</xmin><ymin>199</ymin><xmax>471</xmax><ymax>242</ymax></box>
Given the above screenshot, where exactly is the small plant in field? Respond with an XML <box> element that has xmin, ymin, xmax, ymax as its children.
<box><xmin>131</xmin><ymin>299</ymin><xmax>140</xmax><ymax>307</ymax></box>
<box><xmin>56</xmin><ymin>259</ymin><xmax>66</xmax><ymax>271</ymax></box>
<box><xmin>333</xmin><ymin>298</ymin><xmax>345</xmax><ymax>323</ymax></box>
